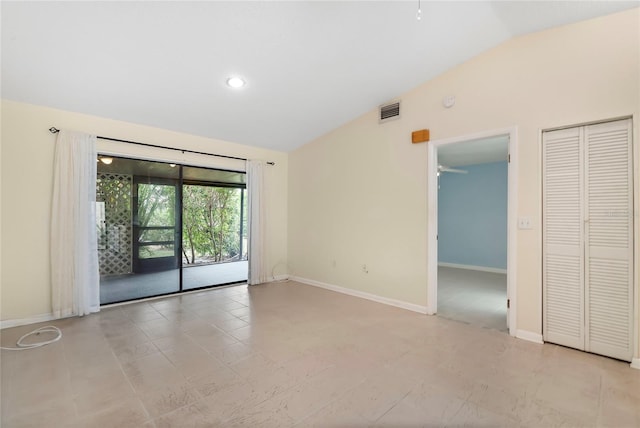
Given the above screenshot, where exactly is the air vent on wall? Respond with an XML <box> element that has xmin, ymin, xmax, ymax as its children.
<box><xmin>379</xmin><ymin>101</ymin><xmax>400</xmax><ymax>123</ymax></box>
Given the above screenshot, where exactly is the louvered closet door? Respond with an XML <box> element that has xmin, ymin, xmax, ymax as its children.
<box><xmin>543</xmin><ymin>127</ymin><xmax>585</xmax><ymax>350</ymax></box>
<box><xmin>584</xmin><ymin>119</ymin><xmax>633</xmax><ymax>361</ymax></box>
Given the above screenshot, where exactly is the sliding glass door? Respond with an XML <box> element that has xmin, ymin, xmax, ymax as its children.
<box><xmin>97</xmin><ymin>156</ymin><xmax>247</xmax><ymax>304</ymax></box>
<box><xmin>182</xmin><ymin>166</ymin><xmax>247</xmax><ymax>290</ymax></box>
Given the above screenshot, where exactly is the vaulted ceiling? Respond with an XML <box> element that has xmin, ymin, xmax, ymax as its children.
<box><xmin>2</xmin><ymin>1</ymin><xmax>636</xmax><ymax>152</ymax></box>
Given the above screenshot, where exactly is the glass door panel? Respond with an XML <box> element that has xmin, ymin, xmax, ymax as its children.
<box><xmin>97</xmin><ymin>157</ymin><xmax>180</xmax><ymax>304</ymax></box>
<box><xmin>182</xmin><ymin>166</ymin><xmax>247</xmax><ymax>290</ymax></box>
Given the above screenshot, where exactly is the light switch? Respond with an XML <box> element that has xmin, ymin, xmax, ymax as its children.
<box><xmin>518</xmin><ymin>216</ymin><xmax>532</xmax><ymax>230</ymax></box>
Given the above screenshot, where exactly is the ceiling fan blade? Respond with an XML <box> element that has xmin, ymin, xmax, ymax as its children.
<box><xmin>438</xmin><ymin>165</ymin><xmax>468</xmax><ymax>174</ymax></box>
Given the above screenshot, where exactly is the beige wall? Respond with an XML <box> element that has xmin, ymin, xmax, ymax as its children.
<box><xmin>0</xmin><ymin>100</ymin><xmax>288</xmax><ymax>322</ymax></box>
<box><xmin>288</xmin><ymin>8</ymin><xmax>639</xmax><ymax>348</ymax></box>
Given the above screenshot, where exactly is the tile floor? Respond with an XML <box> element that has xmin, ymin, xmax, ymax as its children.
<box><xmin>438</xmin><ymin>266</ymin><xmax>508</xmax><ymax>332</ymax></box>
<box><xmin>2</xmin><ymin>281</ymin><xmax>639</xmax><ymax>427</ymax></box>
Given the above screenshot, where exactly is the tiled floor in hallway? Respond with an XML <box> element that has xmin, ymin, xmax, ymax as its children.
<box><xmin>2</xmin><ymin>281</ymin><xmax>639</xmax><ymax>427</ymax></box>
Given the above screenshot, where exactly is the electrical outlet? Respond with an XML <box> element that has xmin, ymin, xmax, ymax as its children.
<box><xmin>518</xmin><ymin>216</ymin><xmax>532</xmax><ymax>230</ymax></box>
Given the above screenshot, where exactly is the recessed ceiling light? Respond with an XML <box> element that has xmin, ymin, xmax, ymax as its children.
<box><xmin>100</xmin><ymin>157</ymin><xmax>113</xmax><ymax>165</ymax></box>
<box><xmin>226</xmin><ymin>77</ymin><xmax>245</xmax><ymax>88</ymax></box>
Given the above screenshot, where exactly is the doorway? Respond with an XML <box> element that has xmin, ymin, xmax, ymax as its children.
<box><xmin>437</xmin><ymin>153</ymin><xmax>508</xmax><ymax>331</ymax></box>
<box><xmin>427</xmin><ymin>127</ymin><xmax>518</xmax><ymax>336</ymax></box>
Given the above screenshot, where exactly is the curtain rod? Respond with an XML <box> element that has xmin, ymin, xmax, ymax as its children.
<box><xmin>48</xmin><ymin>127</ymin><xmax>275</xmax><ymax>166</ymax></box>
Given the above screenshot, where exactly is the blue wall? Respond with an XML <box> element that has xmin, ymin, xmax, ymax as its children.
<box><xmin>438</xmin><ymin>161</ymin><xmax>507</xmax><ymax>270</ymax></box>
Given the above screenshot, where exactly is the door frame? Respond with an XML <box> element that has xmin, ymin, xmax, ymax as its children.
<box><xmin>427</xmin><ymin>126</ymin><xmax>518</xmax><ymax>337</ymax></box>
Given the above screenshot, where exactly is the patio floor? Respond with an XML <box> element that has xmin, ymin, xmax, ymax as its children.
<box><xmin>100</xmin><ymin>260</ymin><xmax>248</xmax><ymax>304</ymax></box>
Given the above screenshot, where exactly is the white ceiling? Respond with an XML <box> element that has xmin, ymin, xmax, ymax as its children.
<box><xmin>438</xmin><ymin>135</ymin><xmax>509</xmax><ymax>167</ymax></box>
<box><xmin>2</xmin><ymin>1</ymin><xmax>636</xmax><ymax>152</ymax></box>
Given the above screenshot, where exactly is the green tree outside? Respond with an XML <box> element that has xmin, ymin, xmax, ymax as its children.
<box><xmin>182</xmin><ymin>186</ymin><xmax>242</xmax><ymax>264</ymax></box>
<box><xmin>103</xmin><ymin>180</ymin><xmax>243</xmax><ymax>265</ymax></box>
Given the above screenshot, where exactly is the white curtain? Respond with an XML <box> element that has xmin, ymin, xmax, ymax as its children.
<box><xmin>247</xmin><ymin>160</ymin><xmax>267</xmax><ymax>285</ymax></box>
<box><xmin>51</xmin><ymin>130</ymin><xmax>100</xmax><ymax>318</ymax></box>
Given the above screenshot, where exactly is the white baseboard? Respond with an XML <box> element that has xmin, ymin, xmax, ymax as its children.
<box><xmin>268</xmin><ymin>274</ymin><xmax>290</xmax><ymax>282</ymax></box>
<box><xmin>631</xmin><ymin>358</ymin><xmax>640</xmax><ymax>370</ymax></box>
<box><xmin>438</xmin><ymin>262</ymin><xmax>507</xmax><ymax>274</ymax></box>
<box><xmin>291</xmin><ymin>276</ymin><xmax>428</xmax><ymax>314</ymax></box>
<box><xmin>516</xmin><ymin>329</ymin><xmax>544</xmax><ymax>344</ymax></box>
<box><xmin>0</xmin><ymin>313</ymin><xmax>57</xmax><ymax>330</ymax></box>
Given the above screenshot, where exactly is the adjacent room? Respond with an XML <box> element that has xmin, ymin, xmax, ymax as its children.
<box><xmin>436</xmin><ymin>137</ymin><xmax>509</xmax><ymax>332</ymax></box>
<box><xmin>1</xmin><ymin>2</ymin><xmax>639</xmax><ymax>427</ymax></box>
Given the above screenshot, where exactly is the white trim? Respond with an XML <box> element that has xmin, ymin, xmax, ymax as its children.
<box><xmin>438</xmin><ymin>262</ymin><xmax>507</xmax><ymax>275</ymax></box>
<box><xmin>516</xmin><ymin>329</ymin><xmax>544</xmax><ymax>344</ymax></box>
<box><xmin>427</xmin><ymin>126</ymin><xmax>518</xmax><ymax>335</ymax></box>
<box><xmin>508</xmin><ymin>128</ymin><xmax>519</xmax><ymax>336</ymax></box>
<box><xmin>1</xmin><ymin>313</ymin><xmax>58</xmax><ymax>329</ymax></box>
<box><xmin>544</xmin><ymin>115</ymin><xmax>633</xmax><ymax>132</ymax></box>
<box><xmin>427</xmin><ymin>140</ymin><xmax>438</xmax><ymax>315</ymax></box>
<box><xmin>291</xmin><ymin>276</ymin><xmax>428</xmax><ymax>314</ymax></box>
<box><xmin>538</xmin><ymin>127</ymin><xmax>545</xmax><ymax>347</ymax></box>
<box><xmin>633</xmin><ymin>113</ymin><xmax>639</xmax><ymax>372</ymax></box>
<box><xmin>268</xmin><ymin>274</ymin><xmax>290</xmax><ymax>282</ymax></box>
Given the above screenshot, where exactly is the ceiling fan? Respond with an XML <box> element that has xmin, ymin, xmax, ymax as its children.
<box><xmin>438</xmin><ymin>164</ymin><xmax>468</xmax><ymax>175</ymax></box>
